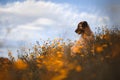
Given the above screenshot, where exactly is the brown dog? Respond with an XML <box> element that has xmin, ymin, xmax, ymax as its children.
<box><xmin>71</xmin><ymin>21</ymin><xmax>94</xmax><ymax>56</ymax></box>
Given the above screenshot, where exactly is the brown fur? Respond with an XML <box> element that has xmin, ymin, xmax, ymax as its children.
<box><xmin>71</xmin><ymin>21</ymin><xmax>94</xmax><ymax>56</ymax></box>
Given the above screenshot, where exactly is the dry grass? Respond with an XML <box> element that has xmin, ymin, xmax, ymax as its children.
<box><xmin>0</xmin><ymin>27</ymin><xmax>120</xmax><ymax>80</ymax></box>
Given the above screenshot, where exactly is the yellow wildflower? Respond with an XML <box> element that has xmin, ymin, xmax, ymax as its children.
<box><xmin>52</xmin><ymin>69</ymin><xmax>68</xmax><ymax>80</ymax></box>
<box><xmin>72</xmin><ymin>46</ymin><xmax>83</xmax><ymax>53</ymax></box>
<box><xmin>14</xmin><ymin>59</ymin><xmax>27</xmax><ymax>70</ymax></box>
<box><xmin>96</xmin><ymin>46</ymin><xmax>103</xmax><ymax>53</ymax></box>
<box><xmin>39</xmin><ymin>55</ymin><xmax>44</xmax><ymax>59</ymax></box>
<box><xmin>102</xmin><ymin>44</ymin><xmax>108</xmax><ymax>48</ymax></box>
<box><xmin>55</xmin><ymin>60</ymin><xmax>63</xmax><ymax>67</ymax></box>
<box><xmin>75</xmin><ymin>65</ymin><xmax>82</xmax><ymax>72</ymax></box>
<box><xmin>57</xmin><ymin>52</ymin><xmax>63</xmax><ymax>58</ymax></box>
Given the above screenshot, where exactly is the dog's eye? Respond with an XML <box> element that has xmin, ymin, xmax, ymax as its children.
<box><xmin>79</xmin><ymin>24</ymin><xmax>82</xmax><ymax>29</ymax></box>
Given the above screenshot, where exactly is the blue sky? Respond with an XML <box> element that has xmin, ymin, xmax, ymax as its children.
<box><xmin>0</xmin><ymin>0</ymin><xmax>120</xmax><ymax>57</ymax></box>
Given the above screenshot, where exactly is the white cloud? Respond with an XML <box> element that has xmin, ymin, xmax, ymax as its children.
<box><xmin>31</xmin><ymin>18</ymin><xmax>56</xmax><ymax>27</ymax></box>
<box><xmin>0</xmin><ymin>0</ymin><xmax>110</xmax><ymax>41</ymax></box>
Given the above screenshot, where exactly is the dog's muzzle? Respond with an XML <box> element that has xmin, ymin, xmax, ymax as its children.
<box><xmin>75</xmin><ymin>29</ymin><xmax>84</xmax><ymax>34</ymax></box>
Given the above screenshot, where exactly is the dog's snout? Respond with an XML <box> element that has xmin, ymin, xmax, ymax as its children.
<box><xmin>75</xmin><ymin>29</ymin><xmax>78</xmax><ymax>33</ymax></box>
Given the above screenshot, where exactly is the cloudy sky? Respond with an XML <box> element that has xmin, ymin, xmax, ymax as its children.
<box><xmin>0</xmin><ymin>0</ymin><xmax>120</xmax><ymax>56</ymax></box>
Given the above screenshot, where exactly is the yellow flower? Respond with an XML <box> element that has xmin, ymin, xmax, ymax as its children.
<box><xmin>55</xmin><ymin>60</ymin><xmax>63</xmax><ymax>67</ymax></box>
<box><xmin>75</xmin><ymin>65</ymin><xmax>82</xmax><ymax>72</ymax></box>
<box><xmin>14</xmin><ymin>59</ymin><xmax>28</xmax><ymax>70</ymax></box>
<box><xmin>39</xmin><ymin>55</ymin><xmax>44</xmax><ymax>59</ymax></box>
<box><xmin>58</xmin><ymin>45</ymin><xmax>63</xmax><ymax>49</ymax></box>
<box><xmin>80</xmin><ymin>54</ymin><xmax>84</xmax><ymax>57</ymax></box>
<box><xmin>96</xmin><ymin>46</ymin><xmax>103</xmax><ymax>53</ymax></box>
<box><xmin>57</xmin><ymin>42</ymin><xmax>60</xmax><ymax>45</ymax></box>
<box><xmin>36</xmin><ymin>59</ymin><xmax>41</xmax><ymax>63</ymax></box>
<box><xmin>52</xmin><ymin>69</ymin><xmax>68</xmax><ymax>80</ymax></box>
<box><xmin>72</xmin><ymin>46</ymin><xmax>83</xmax><ymax>53</ymax></box>
<box><xmin>102</xmin><ymin>44</ymin><xmax>108</xmax><ymax>48</ymax></box>
<box><xmin>37</xmin><ymin>63</ymin><xmax>42</xmax><ymax>68</ymax></box>
<box><xmin>57</xmin><ymin>52</ymin><xmax>63</xmax><ymax>58</ymax></box>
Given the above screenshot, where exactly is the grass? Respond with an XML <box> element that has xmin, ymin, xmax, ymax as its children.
<box><xmin>0</xmin><ymin>27</ymin><xmax>120</xmax><ymax>80</ymax></box>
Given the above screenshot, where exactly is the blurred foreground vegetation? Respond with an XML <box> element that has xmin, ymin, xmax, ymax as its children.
<box><xmin>0</xmin><ymin>27</ymin><xmax>120</xmax><ymax>80</ymax></box>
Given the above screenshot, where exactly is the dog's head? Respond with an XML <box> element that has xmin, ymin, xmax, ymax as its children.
<box><xmin>75</xmin><ymin>21</ymin><xmax>89</xmax><ymax>34</ymax></box>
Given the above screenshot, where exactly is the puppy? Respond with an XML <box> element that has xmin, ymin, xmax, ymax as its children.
<box><xmin>71</xmin><ymin>21</ymin><xmax>94</xmax><ymax>56</ymax></box>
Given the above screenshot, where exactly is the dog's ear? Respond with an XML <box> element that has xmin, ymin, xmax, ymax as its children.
<box><xmin>82</xmin><ymin>21</ymin><xmax>88</xmax><ymax>28</ymax></box>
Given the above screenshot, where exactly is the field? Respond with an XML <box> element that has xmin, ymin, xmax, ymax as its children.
<box><xmin>0</xmin><ymin>27</ymin><xmax>120</xmax><ymax>80</ymax></box>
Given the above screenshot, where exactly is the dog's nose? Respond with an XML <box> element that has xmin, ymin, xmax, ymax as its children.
<box><xmin>75</xmin><ymin>29</ymin><xmax>78</xmax><ymax>33</ymax></box>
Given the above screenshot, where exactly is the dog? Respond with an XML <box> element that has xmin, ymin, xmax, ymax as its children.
<box><xmin>71</xmin><ymin>21</ymin><xmax>94</xmax><ymax>56</ymax></box>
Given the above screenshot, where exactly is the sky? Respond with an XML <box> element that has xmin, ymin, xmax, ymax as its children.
<box><xmin>0</xmin><ymin>0</ymin><xmax>120</xmax><ymax>57</ymax></box>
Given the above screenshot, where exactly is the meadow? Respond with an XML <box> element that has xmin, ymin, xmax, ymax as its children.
<box><xmin>0</xmin><ymin>27</ymin><xmax>120</xmax><ymax>80</ymax></box>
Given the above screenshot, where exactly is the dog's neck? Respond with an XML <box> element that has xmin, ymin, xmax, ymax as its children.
<box><xmin>81</xmin><ymin>28</ymin><xmax>94</xmax><ymax>39</ymax></box>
